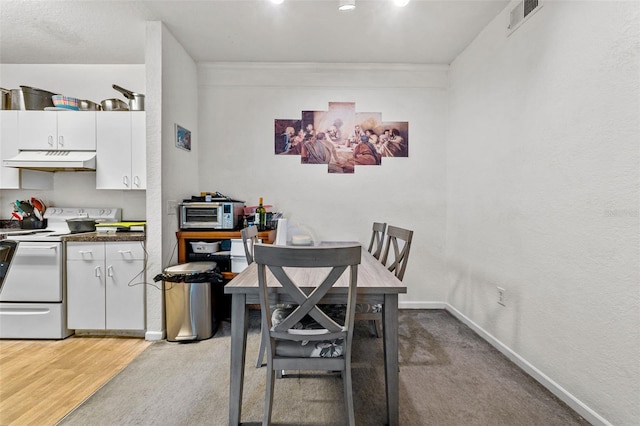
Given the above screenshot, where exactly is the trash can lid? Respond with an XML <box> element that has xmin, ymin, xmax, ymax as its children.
<box><xmin>164</xmin><ymin>262</ymin><xmax>217</xmax><ymax>275</ymax></box>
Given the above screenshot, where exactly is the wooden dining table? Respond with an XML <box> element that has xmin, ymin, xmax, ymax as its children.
<box><xmin>224</xmin><ymin>243</ymin><xmax>407</xmax><ymax>425</ymax></box>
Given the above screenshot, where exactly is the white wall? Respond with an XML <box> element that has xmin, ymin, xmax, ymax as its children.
<box><xmin>198</xmin><ymin>63</ymin><xmax>450</xmax><ymax>305</ymax></box>
<box><xmin>0</xmin><ymin>64</ymin><xmax>146</xmax><ymax>220</ymax></box>
<box><xmin>447</xmin><ymin>1</ymin><xmax>639</xmax><ymax>425</ymax></box>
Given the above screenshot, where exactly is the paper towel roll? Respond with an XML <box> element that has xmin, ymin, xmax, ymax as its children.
<box><xmin>275</xmin><ymin>218</ymin><xmax>288</xmax><ymax>245</ymax></box>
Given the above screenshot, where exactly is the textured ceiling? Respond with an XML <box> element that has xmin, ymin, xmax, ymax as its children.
<box><xmin>0</xmin><ymin>0</ymin><xmax>509</xmax><ymax>64</ymax></box>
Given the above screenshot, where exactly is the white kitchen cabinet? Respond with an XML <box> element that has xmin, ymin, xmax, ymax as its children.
<box><xmin>67</xmin><ymin>241</ymin><xmax>145</xmax><ymax>331</ymax></box>
<box><xmin>0</xmin><ymin>111</ymin><xmax>53</xmax><ymax>189</ymax></box>
<box><xmin>18</xmin><ymin>111</ymin><xmax>96</xmax><ymax>151</ymax></box>
<box><xmin>0</xmin><ymin>111</ymin><xmax>20</xmax><ymax>188</ymax></box>
<box><xmin>96</xmin><ymin>112</ymin><xmax>146</xmax><ymax>190</ymax></box>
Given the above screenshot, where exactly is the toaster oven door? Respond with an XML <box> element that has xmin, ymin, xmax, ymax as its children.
<box><xmin>180</xmin><ymin>204</ymin><xmax>221</xmax><ymax>229</ymax></box>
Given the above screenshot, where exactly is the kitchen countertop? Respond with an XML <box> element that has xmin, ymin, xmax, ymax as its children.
<box><xmin>62</xmin><ymin>232</ymin><xmax>146</xmax><ymax>242</ymax></box>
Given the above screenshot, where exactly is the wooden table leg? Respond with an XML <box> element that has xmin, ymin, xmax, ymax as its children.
<box><xmin>229</xmin><ymin>293</ymin><xmax>248</xmax><ymax>426</ymax></box>
<box><xmin>383</xmin><ymin>293</ymin><xmax>399</xmax><ymax>426</ymax></box>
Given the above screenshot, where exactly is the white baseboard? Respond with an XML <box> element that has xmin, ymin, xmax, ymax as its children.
<box><xmin>144</xmin><ymin>330</ymin><xmax>164</xmax><ymax>341</ymax></box>
<box><xmin>399</xmin><ymin>301</ymin><xmax>447</xmax><ymax>310</ymax></box>
<box><xmin>398</xmin><ymin>302</ymin><xmax>449</xmax><ymax>309</ymax></box>
<box><xmin>436</xmin><ymin>304</ymin><xmax>611</xmax><ymax>426</ymax></box>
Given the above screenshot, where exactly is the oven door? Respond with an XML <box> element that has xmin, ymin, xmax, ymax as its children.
<box><xmin>0</xmin><ymin>241</ymin><xmax>63</xmax><ymax>302</ymax></box>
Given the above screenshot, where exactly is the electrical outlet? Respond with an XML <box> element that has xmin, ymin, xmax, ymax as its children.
<box><xmin>167</xmin><ymin>200</ymin><xmax>178</xmax><ymax>215</ymax></box>
<box><xmin>497</xmin><ymin>287</ymin><xmax>506</xmax><ymax>306</ymax></box>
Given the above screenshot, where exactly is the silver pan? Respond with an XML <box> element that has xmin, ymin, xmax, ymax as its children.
<box><xmin>79</xmin><ymin>99</ymin><xmax>102</xmax><ymax>111</ymax></box>
<box><xmin>100</xmin><ymin>98</ymin><xmax>129</xmax><ymax>111</ymax></box>
<box><xmin>112</xmin><ymin>84</ymin><xmax>145</xmax><ymax>111</ymax></box>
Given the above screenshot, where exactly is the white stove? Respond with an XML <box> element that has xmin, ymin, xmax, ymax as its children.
<box><xmin>0</xmin><ymin>207</ymin><xmax>121</xmax><ymax>339</ymax></box>
<box><xmin>1</xmin><ymin>207</ymin><xmax>121</xmax><ymax>242</ymax></box>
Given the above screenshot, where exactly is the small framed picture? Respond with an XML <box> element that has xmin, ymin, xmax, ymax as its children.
<box><xmin>175</xmin><ymin>124</ymin><xmax>191</xmax><ymax>151</ymax></box>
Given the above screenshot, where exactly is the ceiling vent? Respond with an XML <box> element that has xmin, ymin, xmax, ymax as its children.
<box><xmin>507</xmin><ymin>0</ymin><xmax>543</xmax><ymax>35</ymax></box>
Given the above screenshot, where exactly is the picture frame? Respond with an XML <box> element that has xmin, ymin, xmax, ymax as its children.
<box><xmin>175</xmin><ymin>124</ymin><xmax>191</xmax><ymax>151</ymax></box>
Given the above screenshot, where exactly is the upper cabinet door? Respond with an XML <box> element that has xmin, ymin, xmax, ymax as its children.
<box><xmin>96</xmin><ymin>112</ymin><xmax>133</xmax><ymax>190</ymax></box>
<box><xmin>130</xmin><ymin>112</ymin><xmax>146</xmax><ymax>190</ymax></box>
<box><xmin>18</xmin><ymin>111</ymin><xmax>96</xmax><ymax>150</ymax></box>
<box><xmin>18</xmin><ymin>111</ymin><xmax>58</xmax><ymax>150</ymax></box>
<box><xmin>56</xmin><ymin>111</ymin><xmax>96</xmax><ymax>150</ymax></box>
<box><xmin>0</xmin><ymin>111</ymin><xmax>20</xmax><ymax>189</ymax></box>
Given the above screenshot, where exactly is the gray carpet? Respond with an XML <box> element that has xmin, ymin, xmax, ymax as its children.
<box><xmin>58</xmin><ymin>310</ymin><xmax>589</xmax><ymax>426</ymax></box>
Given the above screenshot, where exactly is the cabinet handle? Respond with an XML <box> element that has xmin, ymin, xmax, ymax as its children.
<box><xmin>123</xmin><ymin>176</ymin><xmax>130</xmax><ymax>187</ymax></box>
<box><xmin>59</xmin><ymin>135</ymin><xmax>64</xmax><ymax>147</ymax></box>
<box><xmin>118</xmin><ymin>250</ymin><xmax>132</xmax><ymax>254</ymax></box>
<box><xmin>133</xmin><ymin>176</ymin><xmax>140</xmax><ymax>187</ymax></box>
<box><xmin>48</xmin><ymin>135</ymin><xmax>54</xmax><ymax>147</ymax></box>
<box><xmin>78</xmin><ymin>250</ymin><xmax>92</xmax><ymax>254</ymax></box>
<box><xmin>107</xmin><ymin>265</ymin><xmax>114</xmax><ymax>277</ymax></box>
<box><xmin>95</xmin><ymin>266</ymin><xmax>101</xmax><ymax>277</ymax></box>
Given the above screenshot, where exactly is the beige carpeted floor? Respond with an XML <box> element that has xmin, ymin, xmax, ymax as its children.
<box><xmin>58</xmin><ymin>310</ymin><xmax>589</xmax><ymax>426</ymax></box>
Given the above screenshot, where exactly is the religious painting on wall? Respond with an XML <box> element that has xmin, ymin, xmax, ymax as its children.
<box><xmin>274</xmin><ymin>102</ymin><xmax>409</xmax><ymax>174</ymax></box>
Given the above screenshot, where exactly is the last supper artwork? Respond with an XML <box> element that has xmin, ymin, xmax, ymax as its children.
<box><xmin>274</xmin><ymin>102</ymin><xmax>409</xmax><ymax>174</ymax></box>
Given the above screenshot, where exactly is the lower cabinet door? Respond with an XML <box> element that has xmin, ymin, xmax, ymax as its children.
<box><xmin>105</xmin><ymin>242</ymin><xmax>145</xmax><ymax>330</ymax></box>
<box><xmin>67</xmin><ymin>257</ymin><xmax>106</xmax><ymax>330</ymax></box>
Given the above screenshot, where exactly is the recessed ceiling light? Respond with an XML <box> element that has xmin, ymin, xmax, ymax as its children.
<box><xmin>339</xmin><ymin>0</ymin><xmax>356</xmax><ymax>11</ymax></box>
<box><xmin>270</xmin><ymin>0</ymin><xmax>284</xmax><ymax>4</ymax></box>
<box><xmin>394</xmin><ymin>0</ymin><xmax>410</xmax><ymax>6</ymax></box>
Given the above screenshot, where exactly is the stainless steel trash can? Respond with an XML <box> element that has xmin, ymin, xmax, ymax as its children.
<box><xmin>163</xmin><ymin>262</ymin><xmax>217</xmax><ymax>342</ymax></box>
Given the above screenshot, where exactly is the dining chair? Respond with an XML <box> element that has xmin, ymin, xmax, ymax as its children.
<box><xmin>254</xmin><ymin>243</ymin><xmax>361</xmax><ymax>426</ymax></box>
<box><xmin>357</xmin><ymin>222</ymin><xmax>386</xmax><ymax>336</ymax></box>
<box><xmin>380</xmin><ymin>225</ymin><xmax>413</xmax><ymax>282</ymax></box>
<box><xmin>358</xmin><ymin>224</ymin><xmax>413</xmax><ymax>338</ymax></box>
<box><xmin>241</xmin><ymin>225</ymin><xmax>268</xmax><ymax>368</ymax></box>
<box><xmin>367</xmin><ymin>222</ymin><xmax>387</xmax><ymax>260</ymax></box>
<box><xmin>241</xmin><ymin>225</ymin><xmax>258</xmax><ymax>264</ymax></box>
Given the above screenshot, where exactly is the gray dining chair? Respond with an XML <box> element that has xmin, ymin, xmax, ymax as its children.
<box><xmin>241</xmin><ymin>225</ymin><xmax>258</xmax><ymax>265</ymax></box>
<box><xmin>254</xmin><ymin>243</ymin><xmax>361</xmax><ymax>426</ymax></box>
<box><xmin>380</xmin><ymin>225</ymin><xmax>413</xmax><ymax>282</ymax></box>
<box><xmin>357</xmin><ymin>222</ymin><xmax>387</xmax><ymax>336</ymax></box>
<box><xmin>241</xmin><ymin>225</ymin><xmax>268</xmax><ymax>368</ymax></box>
<box><xmin>367</xmin><ymin>222</ymin><xmax>387</xmax><ymax>260</ymax></box>
<box><xmin>358</xmin><ymin>224</ymin><xmax>413</xmax><ymax>337</ymax></box>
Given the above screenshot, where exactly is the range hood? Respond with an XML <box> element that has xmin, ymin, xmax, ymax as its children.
<box><xmin>3</xmin><ymin>151</ymin><xmax>96</xmax><ymax>172</ymax></box>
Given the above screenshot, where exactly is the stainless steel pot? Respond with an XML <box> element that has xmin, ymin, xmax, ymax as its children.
<box><xmin>100</xmin><ymin>98</ymin><xmax>129</xmax><ymax>111</ymax></box>
<box><xmin>18</xmin><ymin>86</ymin><xmax>56</xmax><ymax>110</ymax></box>
<box><xmin>112</xmin><ymin>84</ymin><xmax>145</xmax><ymax>111</ymax></box>
<box><xmin>9</xmin><ymin>88</ymin><xmax>24</xmax><ymax>110</ymax></box>
<box><xmin>66</xmin><ymin>218</ymin><xmax>97</xmax><ymax>233</ymax></box>
<box><xmin>79</xmin><ymin>99</ymin><xmax>102</xmax><ymax>111</ymax></box>
<box><xmin>0</xmin><ymin>88</ymin><xmax>11</xmax><ymax>110</ymax></box>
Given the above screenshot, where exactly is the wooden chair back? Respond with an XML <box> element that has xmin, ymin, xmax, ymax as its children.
<box><xmin>367</xmin><ymin>222</ymin><xmax>387</xmax><ymax>260</ymax></box>
<box><xmin>380</xmin><ymin>225</ymin><xmax>413</xmax><ymax>281</ymax></box>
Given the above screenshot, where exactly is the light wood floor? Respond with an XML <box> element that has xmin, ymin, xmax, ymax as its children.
<box><xmin>0</xmin><ymin>336</ymin><xmax>152</xmax><ymax>425</ymax></box>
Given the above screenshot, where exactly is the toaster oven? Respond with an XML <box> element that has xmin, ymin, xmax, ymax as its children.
<box><xmin>179</xmin><ymin>202</ymin><xmax>244</xmax><ymax>230</ymax></box>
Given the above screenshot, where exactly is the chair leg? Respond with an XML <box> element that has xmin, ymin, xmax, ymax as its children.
<box><xmin>256</xmin><ymin>322</ymin><xmax>266</xmax><ymax>368</ymax></box>
<box><xmin>264</xmin><ymin>362</ymin><xmax>275</xmax><ymax>426</ymax></box>
<box><xmin>342</xmin><ymin>361</ymin><xmax>355</xmax><ymax>426</ymax></box>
